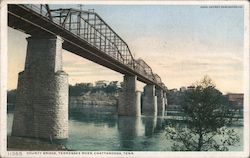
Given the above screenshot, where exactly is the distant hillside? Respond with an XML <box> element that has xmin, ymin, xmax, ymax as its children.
<box><xmin>69</xmin><ymin>82</ymin><xmax>120</xmax><ymax>97</ymax></box>
<box><xmin>7</xmin><ymin>82</ymin><xmax>120</xmax><ymax>105</ymax></box>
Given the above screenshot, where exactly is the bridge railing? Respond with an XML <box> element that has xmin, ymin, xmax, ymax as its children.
<box><xmin>23</xmin><ymin>4</ymin><xmax>136</xmax><ymax>67</ymax></box>
<box><xmin>21</xmin><ymin>4</ymin><xmax>165</xmax><ymax>88</ymax></box>
<box><xmin>153</xmin><ymin>73</ymin><xmax>162</xmax><ymax>84</ymax></box>
<box><xmin>24</xmin><ymin>4</ymin><xmax>51</xmax><ymax>19</ymax></box>
<box><xmin>135</xmin><ymin>59</ymin><xmax>156</xmax><ymax>82</ymax></box>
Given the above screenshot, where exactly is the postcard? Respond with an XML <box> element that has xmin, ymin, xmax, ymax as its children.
<box><xmin>0</xmin><ymin>0</ymin><xmax>249</xmax><ymax>158</ymax></box>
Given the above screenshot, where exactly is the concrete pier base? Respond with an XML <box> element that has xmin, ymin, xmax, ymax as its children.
<box><xmin>142</xmin><ymin>85</ymin><xmax>157</xmax><ymax>116</ymax></box>
<box><xmin>12</xmin><ymin>36</ymin><xmax>68</xmax><ymax>140</ymax></box>
<box><xmin>156</xmin><ymin>89</ymin><xmax>165</xmax><ymax>116</ymax></box>
<box><xmin>118</xmin><ymin>75</ymin><xmax>141</xmax><ymax>116</ymax></box>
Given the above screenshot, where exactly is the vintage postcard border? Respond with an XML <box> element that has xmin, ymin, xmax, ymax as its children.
<box><xmin>1</xmin><ymin>0</ymin><xmax>249</xmax><ymax>158</ymax></box>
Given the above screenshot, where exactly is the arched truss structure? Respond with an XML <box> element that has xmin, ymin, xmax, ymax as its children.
<box><xmin>20</xmin><ymin>4</ymin><xmax>166</xmax><ymax>88</ymax></box>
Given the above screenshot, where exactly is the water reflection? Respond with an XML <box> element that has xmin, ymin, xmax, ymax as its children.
<box><xmin>69</xmin><ymin>112</ymin><xmax>117</xmax><ymax>128</ymax></box>
<box><xmin>142</xmin><ymin>116</ymin><xmax>157</xmax><ymax>137</ymax></box>
<box><xmin>117</xmin><ymin>116</ymin><xmax>141</xmax><ymax>150</ymax></box>
<box><xmin>155</xmin><ymin>117</ymin><xmax>165</xmax><ymax>132</ymax></box>
<box><xmin>140</xmin><ymin>116</ymin><xmax>166</xmax><ymax>137</ymax></box>
<box><xmin>7</xmin><ymin>112</ymin><xmax>243</xmax><ymax>151</ymax></box>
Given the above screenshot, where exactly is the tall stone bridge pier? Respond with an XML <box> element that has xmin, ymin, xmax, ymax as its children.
<box><xmin>12</xmin><ymin>36</ymin><xmax>69</xmax><ymax>139</ymax></box>
<box><xmin>8</xmin><ymin>4</ymin><xmax>168</xmax><ymax>140</ymax></box>
<box><xmin>118</xmin><ymin>75</ymin><xmax>167</xmax><ymax>117</ymax></box>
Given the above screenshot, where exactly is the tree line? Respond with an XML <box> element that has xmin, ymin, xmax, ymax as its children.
<box><xmin>69</xmin><ymin>82</ymin><xmax>120</xmax><ymax>96</ymax></box>
<box><xmin>7</xmin><ymin>82</ymin><xmax>121</xmax><ymax>104</ymax></box>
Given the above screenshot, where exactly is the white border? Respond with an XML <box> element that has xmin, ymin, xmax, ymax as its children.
<box><xmin>0</xmin><ymin>1</ymin><xmax>8</xmax><ymax>158</ymax></box>
<box><xmin>1</xmin><ymin>0</ymin><xmax>249</xmax><ymax>158</ymax></box>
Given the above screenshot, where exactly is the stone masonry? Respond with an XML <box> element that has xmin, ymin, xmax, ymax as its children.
<box><xmin>163</xmin><ymin>91</ymin><xmax>168</xmax><ymax>113</ymax></box>
<box><xmin>118</xmin><ymin>75</ymin><xmax>141</xmax><ymax>116</ymax></box>
<box><xmin>135</xmin><ymin>91</ymin><xmax>142</xmax><ymax>116</ymax></box>
<box><xmin>156</xmin><ymin>89</ymin><xmax>165</xmax><ymax>116</ymax></box>
<box><xmin>142</xmin><ymin>84</ymin><xmax>157</xmax><ymax>116</ymax></box>
<box><xmin>11</xmin><ymin>36</ymin><xmax>69</xmax><ymax>140</ymax></box>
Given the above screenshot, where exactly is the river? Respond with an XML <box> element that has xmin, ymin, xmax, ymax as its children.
<box><xmin>7</xmin><ymin>112</ymin><xmax>243</xmax><ymax>151</ymax></box>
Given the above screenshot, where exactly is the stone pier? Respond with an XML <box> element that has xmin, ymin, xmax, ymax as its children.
<box><xmin>118</xmin><ymin>75</ymin><xmax>141</xmax><ymax>116</ymax></box>
<box><xmin>135</xmin><ymin>91</ymin><xmax>142</xmax><ymax>116</ymax></box>
<box><xmin>163</xmin><ymin>91</ymin><xmax>168</xmax><ymax>113</ymax></box>
<box><xmin>12</xmin><ymin>36</ymin><xmax>69</xmax><ymax>140</ymax></box>
<box><xmin>156</xmin><ymin>89</ymin><xmax>165</xmax><ymax>116</ymax></box>
<box><xmin>142</xmin><ymin>85</ymin><xmax>157</xmax><ymax>116</ymax></box>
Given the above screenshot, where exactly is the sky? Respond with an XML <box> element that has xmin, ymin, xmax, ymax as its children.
<box><xmin>8</xmin><ymin>4</ymin><xmax>244</xmax><ymax>93</ymax></box>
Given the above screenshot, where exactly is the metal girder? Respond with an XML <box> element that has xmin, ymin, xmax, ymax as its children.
<box><xmin>14</xmin><ymin>4</ymin><xmax>165</xmax><ymax>89</ymax></box>
<box><xmin>45</xmin><ymin>5</ymin><xmax>52</xmax><ymax>20</ymax></box>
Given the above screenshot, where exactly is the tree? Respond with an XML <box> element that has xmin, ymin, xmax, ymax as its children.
<box><xmin>165</xmin><ymin>76</ymin><xmax>239</xmax><ymax>151</ymax></box>
<box><xmin>166</xmin><ymin>90</ymin><xmax>185</xmax><ymax>108</ymax></box>
<box><xmin>69</xmin><ymin>81</ymin><xmax>120</xmax><ymax>96</ymax></box>
<box><xmin>69</xmin><ymin>83</ymin><xmax>93</xmax><ymax>96</ymax></box>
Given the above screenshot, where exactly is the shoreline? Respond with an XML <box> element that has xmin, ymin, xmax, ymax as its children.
<box><xmin>7</xmin><ymin>136</ymin><xmax>69</xmax><ymax>151</ymax></box>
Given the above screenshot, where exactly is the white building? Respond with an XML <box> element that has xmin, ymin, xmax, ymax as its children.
<box><xmin>180</xmin><ymin>86</ymin><xmax>186</xmax><ymax>92</ymax></box>
<box><xmin>95</xmin><ymin>80</ymin><xmax>109</xmax><ymax>87</ymax></box>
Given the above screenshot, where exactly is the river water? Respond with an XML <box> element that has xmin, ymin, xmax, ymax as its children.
<box><xmin>7</xmin><ymin>112</ymin><xmax>243</xmax><ymax>151</ymax></box>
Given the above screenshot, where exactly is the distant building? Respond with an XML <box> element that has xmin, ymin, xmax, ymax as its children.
<box><xmin>109</xmin><ymin>81</ymin><xmax>118</xmax><ymax>85</ymax></box>
<box><xmin>226</xmin><ymin>93</ymin><xmax>244</xmax><ymax>107</ymax></box>
<box><xmin>170</xmin><ymin>88</ymin><xmax>178</xmax><ymax>92</ymax></box>
<box><xmin>95</xmin><ymin>80</ymin><xmax>109</xmax><ymax>87</ymax></box>
<box><xmin>180</xmin><ymin>86</ymin><xmax>186</xmax><ymax>92</ymax></box>
<box><xmin>109</xmin><ymin>81</ymin><xmax>121</xmax><ymax>88</ymax></box>
<box><xmin>75</xmin><ymin>82</ymin><xmax>93</xmax><ymax>87</ymax></box>
<box><xmin>187</xmin><ymin>86</ymin><xmax>195</xmax><ymax>91</ymax></box>
<box><xmin>86</xmin><ymin>83</ymin><xmax>93</xmax><ymax>87</ymax></box>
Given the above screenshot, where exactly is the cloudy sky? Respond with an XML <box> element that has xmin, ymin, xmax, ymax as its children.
<box><xmin>8</xmin><ymin>4</ymin><xmax>244</xmax><ymax>93</ymax></box>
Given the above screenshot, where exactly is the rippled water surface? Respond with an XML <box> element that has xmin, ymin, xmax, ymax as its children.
<box><xmin>7</xmin><ymin>112</ymin><xmax>243</xmax><ymax>151</ymax></box>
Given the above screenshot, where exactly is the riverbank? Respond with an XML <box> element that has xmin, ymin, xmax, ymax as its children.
<box><xmin>69</xmin><ymin>95</ymin><xmax>117</xmax><ymax>114</ymax></box>
<box><xmin>7</xmin><ymin>136</ymin><xmax>68</xmax><ymax>151</ymax></box>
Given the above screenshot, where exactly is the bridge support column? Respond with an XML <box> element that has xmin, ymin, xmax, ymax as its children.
<box><xmin>163</xmin><ymin>91</ymin><xmax>168</xmax><ymax>114</ymax></box>
<box><xmin>156</xmin><ymin>89</ymin><xmax>165</xmax><ymax>116</ymax></box>
<box><xmin>12</xmin><ymin>36</ymin><xmax>68</xmax><ymax>140</ymax></box>
<box><xmin>118</xmin><ymin>75</ymin><xmax>141</xmax><ymax>116</ymax></box>
<box><xmin>136</xmin><ymin>91</ymin><xmax>142</xmax><ymax>115</ymax></box>
<box><xmin>142</xmin><ymin>85</ymin><xmax>157</xmax><ymax>116</ymax></box>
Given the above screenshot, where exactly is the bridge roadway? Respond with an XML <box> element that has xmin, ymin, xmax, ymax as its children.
<box><xmin>9</xmin><ymin>4</ymin><xmax>167</xmax><ymax>140</ymax></box>
<box><xmin>8</xmin><ymin>4</ymin><xmax>166</xmax><ymax>90</ymax></box>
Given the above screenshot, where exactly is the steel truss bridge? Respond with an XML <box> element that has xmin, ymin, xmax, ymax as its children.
<box><xmin>8</xmin><ymin>4</ymin><xmax>166</xmax><ymax>89</ymax></box>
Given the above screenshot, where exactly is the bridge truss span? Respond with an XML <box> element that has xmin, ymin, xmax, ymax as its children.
<box><xmin>8</xmin><ymin>4</ymin><xmax>166</xmax><ymax>90</ymax></box>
